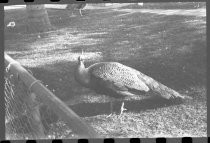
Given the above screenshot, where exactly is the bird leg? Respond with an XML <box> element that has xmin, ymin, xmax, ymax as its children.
<box><xmin>107</xmin><ymin>98</ymin><xmax>115</xmax><ymax>117</ymax></box>
<box><xmin>111</xmin><ymin>100</ymin><xmax>114</xmax><ymax>113</ymax></box>
<box><xmin>120</xmin><ymin>102</ymin><xmax>127</xmax><ymax>115</ymax></box>
<box><xmin>107</xmin><ymin>101</ymin><xmax>113</xmax><ymax>117</ymax></box>
<box><xmin>79</xmin><ymin>9</ymin><xmax>83</xmax><ymax>16</ymax></box>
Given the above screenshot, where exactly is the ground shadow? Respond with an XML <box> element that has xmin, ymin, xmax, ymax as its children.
<box><xmin>69</xmin><ymin>97</ymin><xmax>183</xmax><ymax>117</ymax></box>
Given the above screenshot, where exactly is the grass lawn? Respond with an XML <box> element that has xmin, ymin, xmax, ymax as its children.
<box><xmin>4</xmin><ymin>3</ymin><xmax>206</xmax><ymax>138</ymax></box>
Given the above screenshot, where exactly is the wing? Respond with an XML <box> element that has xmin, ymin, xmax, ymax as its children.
<box><xmin>89</xmin><ymin>62</ymin><xmax>150</xmax><ymax>94</ymax></box>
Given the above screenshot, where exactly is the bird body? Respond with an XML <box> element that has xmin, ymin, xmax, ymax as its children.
<box><xmin>75</xmin><ymin>57</ymin><xmax>150</xmax><ymax>100</ymax></box>
<box><xmin>74</xmin><ymin>55</ymin><xmax>190</xmax><ymax>115</ymax></box>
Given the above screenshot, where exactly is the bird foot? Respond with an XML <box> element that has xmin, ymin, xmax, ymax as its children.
<box><xmin>120</xmin><ymin>102</ymin><xmax>127</xmax><ymax>115</ymax></box>
<box><xmin>107</xmin><ymin>112</ymin><xmax>118</xmax><ymax>118</ymax></box>
<box><xmin>107</xmin><ymin>113</ymin><xmax>113</xmax><ymax>118</ymax></box>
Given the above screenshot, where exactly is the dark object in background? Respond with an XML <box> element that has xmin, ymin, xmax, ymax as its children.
<box><xmin>66</xmin><ymin>4</ymin><xmax>86</xmax><ymax>17</ymax></box>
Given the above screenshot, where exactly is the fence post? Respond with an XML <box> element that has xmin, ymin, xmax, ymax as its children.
<box><xmin>25</xmin><ymin>92</ymin><xmax>45</xmax><ymax>139</ymax></box>
<box><xmin>4</xmin><ymin>53</ymin><xmax>100</xmax><ymax>138</ymax></box>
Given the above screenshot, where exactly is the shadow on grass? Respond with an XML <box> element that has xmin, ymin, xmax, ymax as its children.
<box><xmin>69</xmin><ymin>97</ymin><xmax>183</xmax><ymax>117</ymax></box>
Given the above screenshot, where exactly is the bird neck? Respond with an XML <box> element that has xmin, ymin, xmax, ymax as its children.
<box><xmin>75</xmin><ymin>61</ymin><xmax>90</xmax><ymax>86</ymax></box>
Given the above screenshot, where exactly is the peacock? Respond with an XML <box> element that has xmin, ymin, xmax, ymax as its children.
<box><xmin>77</xmin><ymin>3</ymin><xmax>87</xmax><ymax>16</ymax></box>
<box><xmin>66</xmin><ymin>3</ymin><xmax>86</xmax><ymax>17</ymax></box>
<box><xmin>74</xmin><ymin>54</ymin><xmax>190</xmax><ymax>116</ymax></box>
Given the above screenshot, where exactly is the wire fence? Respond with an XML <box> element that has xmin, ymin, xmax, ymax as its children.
<box><xmin>4</xmin><ymin>53</ymin><xmax>100</xmax><ymax>140</ymax></box>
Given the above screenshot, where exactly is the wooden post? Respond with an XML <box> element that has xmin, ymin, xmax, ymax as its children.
<box><xmin>26</xmin><ymin>5</ymin><xmax>54</xmax><ymax>33</ymax></box>
<box><xmin>25</xmin><ymin>93</ymin><xmax>45</xmax><ymax>139</ymax></box>
<box><xmin>4</xmin><ymin>53</ymin><xmax>100</xmax><ymax>138</ymax></box>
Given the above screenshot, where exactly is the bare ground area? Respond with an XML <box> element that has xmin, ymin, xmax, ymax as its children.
<box><xmin>4</xmin><ymin>3</ymin><xmax>206</xmax><ymax>138</ymax></box>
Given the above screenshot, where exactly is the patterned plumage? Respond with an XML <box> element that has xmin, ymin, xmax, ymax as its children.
<box><xmin>88</xmin><ymin>62</ymin><xmax>150</xmax><ymax>97</ymax></box>
<box><xmin>74</xmin><ymin>55</ymin><xmax>186</xmax><ymax>115</ymax></box>
<box><xmin>74</xmin><ymin>56</ymin><xmax>151</xmax><ymax>98</ymax></box>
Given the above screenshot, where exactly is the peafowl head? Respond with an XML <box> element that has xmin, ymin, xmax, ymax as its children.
<box><xmin>77</xmin><ymin>54</ymin><xmax>86</xmax><ymax>71</ymax></box>
<box><xmin>78</xmin><ymin>49</ymin><xmax>84</xmax><ymax>66</ymax></box>
<box><xmin>75</xmin><ymin>54</ymin><xmax>90</xmax><ymax>86</ymax></box>
<box><xmin>78</xmin><ymin>55</ymin><xmax>85</xmax><ymax>66</ymax></box>
<box><xmin>78</xmin><ymin>49</ymin><xmax>85</xmax><ymax>64</ymax></box>
<box><xmin>78</xmin><ymin>56</ymin><xmax>84</xmax><ymax>63</ymax></box>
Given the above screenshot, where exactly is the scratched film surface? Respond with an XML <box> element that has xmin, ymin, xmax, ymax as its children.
<box><xmin>4</xmin><ymin>3</ymin><xmax>207</xmax><ymax>139</ymax></box>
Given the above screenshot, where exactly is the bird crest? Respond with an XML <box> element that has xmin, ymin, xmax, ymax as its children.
<box><xmin>78</xmin><ymin>49</ymin><xmax>85</xmax><ymax>63</ymax></box>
